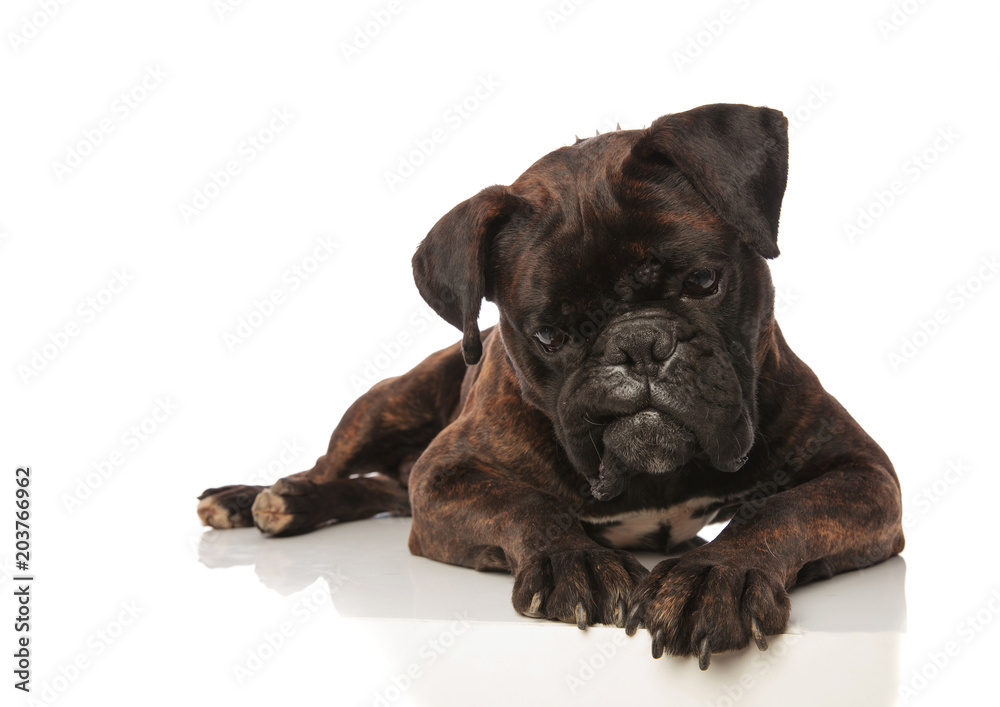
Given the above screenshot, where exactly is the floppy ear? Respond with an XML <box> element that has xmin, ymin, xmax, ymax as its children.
<box><xmin>639</xmin><ymin>103</ymin><xmax>788</xmax><ymax>259</ymax></box>
<box><xmin>412</xmin><ymin>185</ymin><xmax>524</xmax><ymax>365</ymax></box>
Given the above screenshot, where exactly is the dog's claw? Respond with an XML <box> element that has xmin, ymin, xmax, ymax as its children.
<box><xmin>526</xmin><ymin>592</ymin><xmax>543</xmax><ymax>618</ymax></box>
<box><xmin>751</xmin><ymin>616</ymin><xmax>768</xmax><ymax>651</ymax></box>
<box><xmin>614</xmin><ymin>600</ymin><xmax>626</xmax><ymax>628</ymax></box>
<box><xmin>625</xmin><ymin>605</ymin><xmax>643</xmax><ymax>636</ymax></box>
<box><xmin>698</xmin><ymin>637</ymin><xmax>711</xmax><ymax>670</ymax></box>
<box><xmin>651</xmin><ymin>630</ymin><xmax>665</xmax><ymax>659</ymax></box>
<box><xmin>575</xmin><ymin>602</ymin><xmax>587</xmax><ymax>630</ymax></box>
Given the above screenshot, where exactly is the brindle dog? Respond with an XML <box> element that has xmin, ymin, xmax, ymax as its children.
<box><xmin>198</xmin><ymin>103</ymin><xmax>904</xmax><ymax>669</ymax></box>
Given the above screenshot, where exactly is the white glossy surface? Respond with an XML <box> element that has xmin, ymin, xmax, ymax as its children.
<box><xmin>189</xmin><ymin>517</ymin><xmax>910</xmax><ymax>706</ymax></box>
<box><xmin>3</xmin><ymin>1</ymin><xmax>999</xmax><ymax>705</ymax></box>
<box><xmin>197</xmin><ymin>517</ymin><xmax>908</xmax><ymax>632</ymax></box>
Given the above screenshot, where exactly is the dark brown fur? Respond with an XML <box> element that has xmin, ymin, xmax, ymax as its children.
<box><xmin>197</xmin><ymin>104</ymin><xmax>904</xmax><ymax>669</ymax></box>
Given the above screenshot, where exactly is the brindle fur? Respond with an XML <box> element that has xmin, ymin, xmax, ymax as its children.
<box><xmin>198</xmin><ymin>104</ymin><xmax>904</xmax><ymax>669</ymax></box>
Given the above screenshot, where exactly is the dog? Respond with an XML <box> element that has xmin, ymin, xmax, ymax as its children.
<box><xmin>197</xmin><ymin>103</ymin><xmax>905</xmax><ymax>670</ymax></box>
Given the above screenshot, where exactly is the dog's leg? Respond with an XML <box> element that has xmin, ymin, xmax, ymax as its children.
<box><xmin>401</xmin><ymin>334</ymin><xmax>652</xmax><ymax>629</ymax></box>
<box><xmin>407</xmin><ymin>448</ymin><xmax>650</xmax><ymax>629</ymax></box>
<box><xmin>625</xmin><ymin>454</ymin><xmax>904</xmax><ymax>668</ymax></box>
<box><xmin>197</xmin><ymin>340</ymin><xmax>468</xmax><ymax>535</ymax></box>
<box><xmin>196</xmin><ymin>483</ymin><xmax>269</xmax><ymax>529</ymax></box>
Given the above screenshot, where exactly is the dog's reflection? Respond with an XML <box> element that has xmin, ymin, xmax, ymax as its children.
<box><xmin>197</xmin><ymin>518</ymin><xmax>906</xmax><ymax>703</ymax></box>
<box><xmin>196</xmin><ymin>516</ymin><xmax>906</xmax><ymax>633</ymax></box>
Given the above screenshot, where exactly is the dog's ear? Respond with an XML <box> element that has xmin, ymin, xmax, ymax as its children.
<box><xmin>412</xmin><ymin>185</ymin><xmax>525</xmax><ymax>365</ymax></box>
<box><xmin>639</xmin><ymin>103</ymin><xmax>788</xmax><ymax>259</ymax></box>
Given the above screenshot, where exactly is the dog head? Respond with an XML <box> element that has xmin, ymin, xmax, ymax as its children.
<box><xmin>412</xmin><ymin>103</ymin><xmax>788</xmax><ymax>500</ymax></box>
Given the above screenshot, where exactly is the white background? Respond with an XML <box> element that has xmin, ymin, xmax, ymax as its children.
<box><xmin>1</xmin><ymin>0</ymin><xmax>998</xmax><ymax>705</ymax></box>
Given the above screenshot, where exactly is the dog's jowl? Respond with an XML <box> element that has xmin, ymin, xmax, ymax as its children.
<box><xmin>197</xmin><ymin>103</ymin><xmax>904</xmax><ymax>670</ymax></box>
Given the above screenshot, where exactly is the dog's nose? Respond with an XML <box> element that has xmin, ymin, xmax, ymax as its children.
<box><xmin>604</xmin><ymin>325</ymin><xmax>675</xmax><ymax>368</ymax></box>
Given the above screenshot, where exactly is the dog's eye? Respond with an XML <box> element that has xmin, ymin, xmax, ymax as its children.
<box><xmin>533</xmin><ymin>326</ymin><xmax>567</xmax><ymax>353</ymax></box>
<box><xmin>681</xmin><ymin>268</ymin><xmax>719</xmax><ymax>297</ymax></box>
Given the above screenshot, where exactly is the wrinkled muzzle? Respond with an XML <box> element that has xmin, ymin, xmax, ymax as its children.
<box><xmin>556</xmin><ymin>316</ymin><xmax>755</xmax><ymax>500</ymax></box>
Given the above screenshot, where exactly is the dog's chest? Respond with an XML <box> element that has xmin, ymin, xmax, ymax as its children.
<box><xmin>579</xmin><ymin>496</ymin><xmax>722</xmax><ymax>551</ymax></box>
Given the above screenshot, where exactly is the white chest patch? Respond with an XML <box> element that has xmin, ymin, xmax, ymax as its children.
<box><xmin>580</xmin><ymin>496</ymin><xmax>722</xmax><ymax>549</ymax></box>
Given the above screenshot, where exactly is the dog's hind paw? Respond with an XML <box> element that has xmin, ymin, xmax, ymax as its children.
<box><xmin>251</xmin><ymin>477</ymin><xmax>321</xmax><ymax>536</ymax></box>
<box><xmin>197</xmin><ymin>485</ymin><xmax>266</xmax><ymax>529</ymax></box>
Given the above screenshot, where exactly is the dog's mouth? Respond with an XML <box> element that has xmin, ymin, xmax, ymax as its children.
<box><xmin>588</xmin><ymin>408</ymin><xmax>696</xmax><ymax>500</ymax></box>
<box><xmin>557</xmin><ymin>344</ymin><xmax>756</xmax><ymax>501</ymax></box>
<box><xmin>584</xmin><ymin>407</ymin><xmax>752</xmax><ymax>501</ymax></box>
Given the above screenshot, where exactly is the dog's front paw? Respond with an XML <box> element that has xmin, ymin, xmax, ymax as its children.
<box><xmin>197</xmin><ymin>485</ymin><xmax>266</xmax><ymax>528</ymax></box>
<box><xmin>625</xmin><ymin>550</ymin><xmax>790</xmax><ymax>669</ymax></box>
<box><xmin>512</xmin><ymin>548</ymin><xmax>649</xmax><ymax>628</ymax></box>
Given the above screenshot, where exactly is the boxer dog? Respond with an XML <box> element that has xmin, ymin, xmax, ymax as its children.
<box><xmin>197</xmin><ymin>103</ymin><xmax>905</xmax><ymax>669</ymax></box>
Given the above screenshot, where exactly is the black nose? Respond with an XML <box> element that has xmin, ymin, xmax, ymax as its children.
<box><xmin>604</xmin><ymin>325</ymin><xmax>675</xmax><ymax>368</ymax></box>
